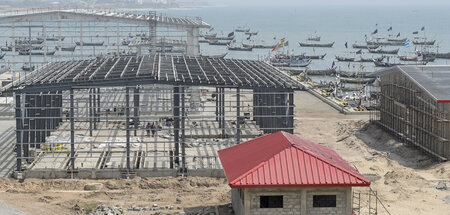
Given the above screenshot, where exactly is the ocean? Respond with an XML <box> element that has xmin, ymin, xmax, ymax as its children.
<box><xmin>157</xmin><ymin>4</ymin><xmax>450</xmax><ymax>73</ymax></box>
<box><xmin>1</xmin><ymin>4</ymin><xmax>449</xmax><ymax>76</ymax></box>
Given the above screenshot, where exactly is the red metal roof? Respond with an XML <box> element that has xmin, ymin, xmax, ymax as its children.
<box><xmin>218</xmin><ymin>131</ymin><xmax>370</xmax><ymax>188</ymax></box>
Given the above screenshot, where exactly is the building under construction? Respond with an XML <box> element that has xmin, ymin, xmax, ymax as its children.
<box><xmin>371</xmin><ymin>65</ymin><xmax>450</xmax><ymax>161</ymax></box>
<box><xmin>4</xmin><ymin>54</ymin><xmax>304</xmax><ymax>179</ymax></box>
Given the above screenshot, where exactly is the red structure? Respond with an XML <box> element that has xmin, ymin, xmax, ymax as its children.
<box><xmin>218</xmin><ymin>131</ymin><xmax>370</xmax><ymax>188</ymax></box>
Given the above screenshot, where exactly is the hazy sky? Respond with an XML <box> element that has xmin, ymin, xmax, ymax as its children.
<box><xmin>206</xmin><ymin>0</ymin><xmax>450</xmax><ymax>6</ymax></box>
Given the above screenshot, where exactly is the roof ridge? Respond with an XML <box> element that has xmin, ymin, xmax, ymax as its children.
<box><xmin>290</xmin><ymin>144</ymin><xmax>370</xmax><ymax>185</ymax></box>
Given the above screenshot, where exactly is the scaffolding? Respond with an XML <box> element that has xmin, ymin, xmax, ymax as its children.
<box><xmin>370</xmin><ymin>66</ymin><xmax>450</xmax><ymax>161</ymax></box>
<box><xmin>6</xmin><ymin>54</ymin><xmax>304</xmax><ymax>179</ymax></box>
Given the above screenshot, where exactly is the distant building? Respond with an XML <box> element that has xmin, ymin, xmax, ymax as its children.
<box><xmin>218</xmin><ymin>131</ymin><xmax>370</xmax><ymax>215</ymax></box>
<box><xmin>372</xmin><ymin>65</ymin><xmax>450</xmax><ymax>161</ymax></box>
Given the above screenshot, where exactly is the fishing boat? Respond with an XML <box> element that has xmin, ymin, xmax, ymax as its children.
<box><xmin>208</xmin><ymin>40</ymin><xmax>230</xmax><ymax>46</ymax></box>
<box><xmin>366</xmin><ymin>40</ymin><xmax>404</xmax><ymax>46</ymax></box>
<box><xmin>373</xmin><ymin>60</ymin><xmax>427</xmax><ymax>67</ymax></box>
<box><xmin>201</xmin><ymin>33</ymin><xmax>217</xmax><ymax>38</ymax></box>
<box><xmin>399</xmin><ymin>55</ymin><xmax>435</xmax><ymax>62</ymax></box>
<box><xmin>15</xmin><ymin>38</ymin><xmax>44</xmax><ymax>45</ymax></box>
<box><xmin>337</xmin><ymin>71</ymin><xmax>374</xmax><ymax>78</ymax></box>
<box><xmin>335</xmin><ymin>55</ymin><xmax>384</xmax><ymax>62</ymax></box>
<box><xmin>274</xmin><ymin>53</ymin><xmax>305</xmax><ymax>59</ymax></box>
<box><xmin>417</xmin><ymin>51</ymin><xmax>450</xmax><ymax>59</ymax></box>
<box><xmin>55</xmin><ymin>45</ymin><xmax>76</xmax><ymax>51</ymax></box>
<box><xmin>19</xmin><ymin>50</ymin><xmax>56</xmax><ymax>55</ymax></box>
<box><xmin>285</xmin><ymin>68</ymin><xmax>336</xmax><ymax>76</ymax></box>
<box><xmin>368</xmin><ymin>48</ymin><xmax>399</xmax><ymax>54</ymax></box>
<box><xmin>0</xmin><ymin>53</ymin><xmax>5</xmax><ymax>59</ymax></box>
<box><xmin>205</xmin><ymin>35</ymin><xmax>234</xmax><ymax>40</ymax></box>
<box><xmin>352</xmin><ymin>44</ymin><xmax>379</xmax><ymax>49</ymax></box>
<box><xmin>244</xmin><ymin>31</ymin><xmax>258</xmax><ymax>36</ymax></box>
<box><xmin>412</xmin><ymin>40</ymin><xmax>436</xmax><ymax>45</ymax></box>
<box><xmin>200</xmin><ymin>53</ymin><xmax>227</xmax><ymax>58</ymax></box>
<box><xmin>387</xmin><ymin>38</ymin><xmax>407</xmax><ymax>42</ymax></box>
<box><xmin>235</xmin><ymin>27</ymin><xmax>250</xmax><ymax>32</ymax></box>
<box><xmin>412</xmin><ymin>31</ymin><xmax>419</xmax><ymax>34</ymax></box>
<box><xmin>21</xmin><ymin>64</ymin><xmax>35</xmax><ymax>71</ymax></box>
<box><xmin>227</xmin><ymin>44</ymin><xmax>253</xmax><ymax>51</ymax></box>
<box><xmin>298</xmin><ymin>42</ymin><xmax>334</xmax><ymax>47</ymax></box>
<box><xmin>307</xmin><ymin>36</ymin><xmax>321</xmax><ymax>41</ymax></box>
<box><xmin>341</xmin><ymin>77</ymin><xmax>376</xmax><ymax>84</ymax></box>
<box><xmin>75</xmin><ymin>41</ymin><xmax>104</xmax><ymax>46</ymax></box>
<box><xmin>270</xmin><ymin>58</ymin><xmax>311</xmax><ymax>67</ymax></box>
<box><xmin>242</xmin><ymin>43</ymin><xmax>276</xmax><ymax>49</ymax></box>
<box><xmin>305</xmin><ymin>53</ymin><xmax>326</xmax><ymax>59</ymax></box>
<box><xmin>37</xmin><ymin>36</ymin><xmax>65</xmax><ymax>41</ymax></box>
<box><xmin>199</xmin><ymin>40</ymin><xmax>209</xmax><ymax>43</ymax></box>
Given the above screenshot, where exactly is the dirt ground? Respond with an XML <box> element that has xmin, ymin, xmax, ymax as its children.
<box><xmin>0</xmin><ymin>91</ymin><xmax>449</xmax><ymax>215</ymax></box>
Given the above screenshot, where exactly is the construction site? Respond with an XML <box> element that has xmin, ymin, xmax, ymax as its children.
<box><xmin>0</xmin><ymin>7</ymin><xmax>448</xmax><ymax>215</ymax></box>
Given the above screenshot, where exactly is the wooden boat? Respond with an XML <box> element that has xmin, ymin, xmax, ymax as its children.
<box><xmin>15</xmin><ymin>39</ymin><xmax>44</xmax><ymax>45</ymax></box>
<box><xmin>38</xmin><ymin>36</ymin><xmax>65</xmax><ymax>41</ymax></box>
<box><xmin>208</xmin><ymin>40</ymin><xmax>230</xmax><ymax>46</ymax></box>
<box><xmin>307</xmin><ymin>36</ymin><xmax>321</xmax><ymax>41</ymax></box>
<box><xmin>341</xmin><ymin>77</ymin><xmax>376</xmax><ymax>84</ymax></box>
<box><xmin>366</xmin><ymin>40</ymin><xmax>403</xmax><ymax>46</ymax></box>
<box><xmin>352</xmin><ymin>44</ymin><xmax>379</xmax><ymax>49</ymax></box>
<box><xmin>0</xmin><ymin>53</ymin><xmax>5</xmax><ymax>59</ymax></box>
<box><xmin>242</xmin><ymin>43</ymin><xmax>276</xmax><ymax>49</ymax></box>
<box><xmin>205</xmin><ymin>35</ymin><xmax>234</xmax><ymax>40</ymax></box>
<box><xmin>270</xmin><ymin>58</ymin><xmax>311</xmax><ymax>67</ymax></box>
<box><xmin>368</xmin><ymin>48</ymin><xmax>399</xmax><ymax>54</ymax></box>
<box><xmin>19</xmin><ymin>50</ymin><xmax>56</xmax><ymax>55</ymax></box>
<box><xmin>373</xmin><ymin>60</ymin><xmax>427</xmax><ymax>67</ymax></box>
<box><xmin>304</xmin><ymin>53</ymin><xmax>326</xmax><ymax>59</ymax></box>
<box><xmin>244</xmin><ymin>31</ymin><xmax>258</xmax><ymax>36</ymax></box>
<box><xmin>286</xmin><ymin>68</ymin><xmax>336</xmax><ymax>76</ymax></box>
<box><xmin>21</xmin><ymin>64</ymin><xmax>35</xmax><ymax>71</ymax></box>
<box><xmin>200</xmin><ymin>53</ymin><xmax>227</xmax><ymax>58</ymax></box>
<box><xmin>299</xmin><ymin>42</ymin><xmax>334</xmax><ymax>47</ymax></box>
<box><xmin>235</xmin><ymin>27</ymin><xmax>250</xmax><ymax>32</ymax></box>
<box><xmin>335</xmin><ymin>55</ymin><xmax>384</xmax><ymax>62</ymax></box>
<box><xmin>75</xmin><ymin>41</ymin><xmax>104</xmax><ymax>46</ymax></box>
<box><xmin>201</xmin><ymin>33</ymin><xmax>217</xmax><ymax>38</ymax></box>
<box><xmin>227</xmin><ymin>45</ymin><xmax>253</xmax><ymax>51</ymax></box>
<box><xmin>274</xmin><ymin>53</ymin><xmax>305</xmax><ymax>59</ymax></box>
<box><xmin>417</xmin><ymin>51</ymin><xmax>450</xmax><ymax>59</ymax></box>
<box><xmin>412</xmin><ymin>40</ymin><xmax>435</xmax><ymax>45</ymax></box>
<box><xmin>337</xmin><ymin>71</ymin><xmax>374</xmax><ymax>78</ymax></box>
<box><xmin>387</xmin><ymin>38</ymin><xmax>407</xmax><ymax>42</ymax></box>
<box><xmin>55</xmin><ymin>45</ymin><xmax>76</xmax><ymax>51</ymax></box>
<box><xmin>199</xmin><ymin>40</ymin><xmax>209</xmax><ymax>43</ymax></box>
<box><xmin>399</xmin><ymin>56</ymin><xmax>419</xmax><ymax>61</ymax></box>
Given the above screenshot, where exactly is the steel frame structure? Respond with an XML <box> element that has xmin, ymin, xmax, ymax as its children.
<box><xmin>9</xmin><ymin>54</ymin><xmax>304</xmax><ymax>178</ymax></box>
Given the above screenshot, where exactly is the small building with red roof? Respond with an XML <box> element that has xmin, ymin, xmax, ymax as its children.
<box><xmin>218</xmin><ymin>131</ymin><xmax>370</xmax><ymax>215</ymax></box>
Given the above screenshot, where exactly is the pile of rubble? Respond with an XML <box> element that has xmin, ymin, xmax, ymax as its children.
<box><xmin>88</xmin><ymin>205</ymin><xmax>123</xmax><ymax>215</ymax></box>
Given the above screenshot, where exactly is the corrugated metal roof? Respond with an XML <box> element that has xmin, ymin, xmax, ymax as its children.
<box><xmin>218</xmin><ymin>131</ymin><xmax>370</xmax><ymax>188</ymax></box>
<box><xmin>370</xmin><ymin>65</ymin><xmax>450</xmax><ymax>102</ymax></box>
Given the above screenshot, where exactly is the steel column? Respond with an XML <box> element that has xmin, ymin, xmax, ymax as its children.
<box><xmin>133</xmin><ymin>87</ymin><xmax>139</xmax><ymax>136</ymax></box>
<box><xmin>70</xmin><ymin>89</ymin><xmax>75</xmax><ymax>170</ymax></box>
<box><xmin>126</xmin><ymin>87</ymin><xmax>131</xmax><ymax>170</ymax></box>
<box><xmin>173</xmin><ymin>86</ymin><xmax>180</xmax><ymax>166</ymax></box>
<box><xmin>15</xmin><ymin>94</ymin><xmax>22</xmax><ymax>171</ymax></box>
<box><xmin>89</xmin><ymin>89</ymin><xmax>92</xmax><ymax>136</ymax></box>
<box><xmin>181</xmin><ymin>87</ymin><xmax>186</xmax><ymax>171</ymax></box>
<box><xmin>236</xmin><ymin>87</ymin><xmax>241</xmax><ymax>143</ymax></box>
<box><xmin>97</xmin><ymin>88</ymin><xmax>101</xmax><ymax>123</ymax></box>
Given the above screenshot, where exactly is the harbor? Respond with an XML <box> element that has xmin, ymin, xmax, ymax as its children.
<box><xmin>0</xmin><ymin>1</ymin><xmax>449</xmax><ymax>215</ymax></box>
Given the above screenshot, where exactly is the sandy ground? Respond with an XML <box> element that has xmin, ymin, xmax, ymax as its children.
<box><xmin>0</xmin><ymin>91</ymin><xmax>449</xmax><ymax>215</ymax></box>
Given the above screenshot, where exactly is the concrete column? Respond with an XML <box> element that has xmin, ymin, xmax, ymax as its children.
<box><xmin>116</xmin><ymin>23</ymin><xmax>120</xmax><ymax>53</ymax></box>
<box><xmin>244</xmin><ymin>188</ymin><xmax>251</xmax><ymax>215</ymax></box>
<box><xmin>186</xmin><ymin>27</ymin><xmax>200</xmax><ymax>56</ymax></box>
<box><xmin>80</xmin><ymin>22</ymin><xmax>83</xmax><ymax>58</ymax></box>
<box><xmin>70</xmin><ymin>89</ymin><xmax>75</xmax><ymax>170</ymax></box>
<box><xmin>300</xmin><ymin>189</ymin><xmax>307</xmax><ymax>215</ymax></box>
<box><xmin>43</xmin><ymin>21</ymin><xmax>47</xmax><ymax>64</ymax></box>
<box><xmin>126</xmin><ymin>87</ymin><xmax>131</xmax><ymax>170</ymax></box>
<box><xmin>173</xmin><ymin>86</ymin><xmax>180</xmax><ymax>166</ymax></box>
<box><xmin>104</xmin><ymin>23</ymin><xmax>108</xmax><ymax>54</ymax></box>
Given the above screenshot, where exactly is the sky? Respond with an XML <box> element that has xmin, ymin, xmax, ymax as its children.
<box><xmin>205</xmin><ymin>0</ymin><xmax>450</xmax><ymax>7</ymax></box>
